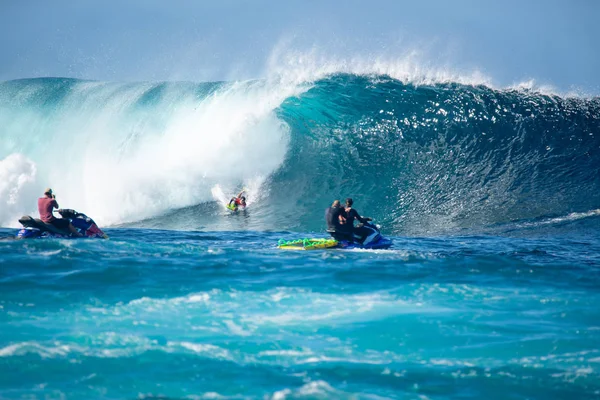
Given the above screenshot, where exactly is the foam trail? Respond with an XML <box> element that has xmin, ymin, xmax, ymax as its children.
<box><xmin>211</xmin><ymin>185</ymin><xmax>230</xmax><ymax>209</ymax></box>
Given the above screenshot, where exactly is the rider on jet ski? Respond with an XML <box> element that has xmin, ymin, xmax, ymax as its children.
<box><xmin>38</xmin><ymin>188</ymin><xmax>83</xmax><ymax>237</ymax></box>
<box><xmin>341</xmin><ymin>198</ymin><xmax>375</xmax><ymax>243</ymax></box>
<box><xmin>326</xmin><ymin>198</ymin><xmax>378</xmax><ymax>245</ymax></box>
<box><xmin>325</xmin><ymin>200</ymin><xmax>348</xmax><ymax>236</ymax></box>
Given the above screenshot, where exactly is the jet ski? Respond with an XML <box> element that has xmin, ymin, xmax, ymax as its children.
<box><xmin>278</xmin><ymin>221</ymin><xmax>393</xmax><ymax>250</ymax></box>
<box><xmin>16</xmin><ymin>209</ymin><xmax>108</xmax><ymax>239</ymax></box>
<box><xmin>327</xmin><ymin>221</ymin><xmax>393</xmax><ymax>249</ymax></box>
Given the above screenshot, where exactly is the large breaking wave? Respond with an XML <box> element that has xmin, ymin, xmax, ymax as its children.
<box><xmin>1</xmin><ymin>73</ymin><xmax>599</xmax><ymax>235</ymax></box>
<box><xmin>0</xmin><ymin>77</ymin><xmax>296</xmax><ymax>227</ymax></box>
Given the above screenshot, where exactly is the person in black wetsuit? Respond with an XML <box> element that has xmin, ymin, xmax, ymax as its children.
<box><xmin>325</xmin><ymin>200</ymin><xmax>351</xmax><ymax>240</ymax></box>
<box><xmin>342</xmin><ymin>198</ymin><xmax>373</xmax><ymax>243</ymax></box>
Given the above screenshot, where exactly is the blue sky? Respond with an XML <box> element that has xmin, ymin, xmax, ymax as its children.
<box><xmin>1</xmin><ymin>0</ymin><xmax>598</xmax><ymax>92</ymax></box>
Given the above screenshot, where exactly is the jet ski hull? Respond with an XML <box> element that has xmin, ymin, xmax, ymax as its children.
<box><xmin>328</xmin><ymin>222</ymin><xmax>393</xmax><ymax>249</ymax></box>
<box><xmin>336</xmin><ymin>237</ymin><xmax>393</xmax><ymax>250</ymax></box>
<box><xmin>16</xmin><ymin>209</ymin><xmax>108</xmax><ymax>239</ymax></box>
<box><xmin>278</xmin><ymin>222</ymin><xmax>393</xmax><ymax>250</ymax></box>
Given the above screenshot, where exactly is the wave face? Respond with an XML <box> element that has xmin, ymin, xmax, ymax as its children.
<box><xmin>1</xmin><ymin>75</ymin><xmax>599</xmax><ymax>234</ymax></box>
<box><xmin>270</xmin><ymin>75</ymin><xmax>600</xmax><ymax>234</ymax></box>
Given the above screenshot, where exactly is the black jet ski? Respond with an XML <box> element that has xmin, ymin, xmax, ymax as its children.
<box><xmin>16</xmin><ymin>209</ymin><xmax>108</xmax><ymax>239</ymax></box>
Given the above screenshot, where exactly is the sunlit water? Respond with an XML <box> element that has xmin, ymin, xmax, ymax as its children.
<box><xmin>1</xmin><ymin>223</ymin><xmax>599</xmax><ymax>399</ymax></box>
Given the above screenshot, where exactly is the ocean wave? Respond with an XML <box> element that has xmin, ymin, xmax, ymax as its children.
<box><xmin>1</xmin><ymin>73</ymin><xmax>599</xmax><ymax>234</ymax></box>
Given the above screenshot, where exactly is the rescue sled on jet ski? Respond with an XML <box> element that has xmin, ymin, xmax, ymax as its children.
<box><xmin>16</xmin><ymin>209</ymin><xmax>108</xmax><ymax>239</ymax></box>
<box><xmin>278</xmin><ymin>221</ymin><xmax>392</xmax><ymax>250</ymax></box>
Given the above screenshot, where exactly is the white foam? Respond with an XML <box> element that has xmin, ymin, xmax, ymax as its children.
<box><xmin>0</xmin><ymin>79</ymin><xmax>304</xmax><ymax>227</ymax></box>
<box><xmin>186</xmin><ymin>293</ymin><xmax>211</xmax><ymax>303</ymax></box>
<box><xmin>169</xmin><ymin>341</ymin><xmax>233</xmax><ymax>361</ymax></box>
<box><xmin>210</xmin><ymin>184</ymin><xmax>230</xmax><ymax>208</ymax></box>
<box><xmin>265</xmin><ymin>43</ymin><xmax>492</xmax><ymax>88</ymax></box>
<box><xmin>263</xmin><ymin>44</ymin><xmax>587</xmax><ymax>98</ymax></box>
<box><xmin>0</xmin><ymin>154</ymin><xmax>38</xmax><ymax>227</ymax></box>
<box><xmin>269</xmin><ymin>380</ymin><xmax>343</xmax><ymax>400</ymax></box>
<box><xmin>298</xmin><ymin>355</ymin><xmax>387</xmax><ymax>365</ymax></box>
<box><xmin>0</xmin><ymin>342</ymin><xmax>74</xmax><ymax>358</ymax></box>
<box><xmin>127</xmin><ymin>292</ymin><xmax>211</xmax><ymax>308</ymax></box>
<box><xmin>87</xmin><ymin>80</ymin><xmax>297</xmax><ymax>225</ymax></box>
<box><xmin>513</xmin><ymin>209</ymin><xmax>600</xmax><ymax>230</ymax></box>
<box><xmin>194</xmin><ymin>393</ymin><xmax>227</xmax><ymax>399</ymax></box>
<box><xmin>506</xmin><ymin>79</ymin><xmax>596</xmax><ymax>98</ymax></box>
<box><xmin>224</xmin><ymin>320</ymin><xmax>252</xmax><ymax>336</ymax></box>
<box><xmin>270</xmin><ymin>388</ymin><xmax>292</xmax><ymax>400</ymax></box>
<box><xmin>259</xmin><ymin>349</ymin><xmax>313</xmax><ymax>357</ymax></box>
<box><xmin>297</xmin><ymin>380</ymin><xmax>339</xmax><ymax>396</ymax></box>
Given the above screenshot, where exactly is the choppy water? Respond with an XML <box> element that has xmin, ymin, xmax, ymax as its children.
<box><xmin>1</xmin><ymin>219</ymin><xmax>600</xmax><ymax>399</ymax></box>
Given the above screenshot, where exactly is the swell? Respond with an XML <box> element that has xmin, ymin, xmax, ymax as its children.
<box><xmin>1</xmin><ymin>75</ymin><xmax>599</xmax><ymax>235</ymax></box>
<box><xmin>264</xmin><ymin>74</ymin><xmax>600</xmax><ymax>234</ymax></box>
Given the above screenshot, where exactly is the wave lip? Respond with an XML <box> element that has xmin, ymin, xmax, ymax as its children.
<box><xmin>265</xmin><ymin>73</ymin><xmax>600</xmax><ymax>235</ymax></box>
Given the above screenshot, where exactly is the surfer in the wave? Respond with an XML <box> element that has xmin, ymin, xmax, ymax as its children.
<box><xmin>228</xmin><ymin>190</ymin><xmax>247</xmax><ymax>211</ymax></box>
<box><xmin>38</xmin><ymin>188</ymin><xmax>83</xmax><ymax>237</ymax></box>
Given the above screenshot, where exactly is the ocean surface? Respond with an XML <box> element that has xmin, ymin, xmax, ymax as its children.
<box><xmin>1</xmin><ymin>73</ymin><xmax>600</xmax><ymax>399</ymax></box>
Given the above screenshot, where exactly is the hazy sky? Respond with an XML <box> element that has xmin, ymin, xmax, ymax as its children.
<box><xmin>1</xmin><ymin>0</ymin><xmax>598</xmax><ymax>92</ymax></box>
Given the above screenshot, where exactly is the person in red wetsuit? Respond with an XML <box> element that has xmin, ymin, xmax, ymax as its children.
<box><xmin>227</xmin><ymin>190</ymin><xmax>247</xmax><ymax>211</ymax></box>
<box><xmin>37</xmin><ymin>188</ymin><xmax>82</xmax><ymax>237</ymax></box>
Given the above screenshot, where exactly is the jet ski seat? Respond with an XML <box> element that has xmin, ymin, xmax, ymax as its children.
<box><xmin>18</xmin><ymin>216</ymin><xmax>70</xmax><ymax>235</ymax></box>
<box><xmin>327</xmin><ymin>229</ymin><xmax>354</xmax><ymax>242</ymax></box>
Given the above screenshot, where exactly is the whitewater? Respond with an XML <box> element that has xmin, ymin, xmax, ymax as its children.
<box><xmin>1</xmin><ymin>61</ymin><xmax>600</xmax><ymax>399</ymax></box>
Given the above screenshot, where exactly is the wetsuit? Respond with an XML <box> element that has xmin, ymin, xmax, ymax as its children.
<box><xmin>325</xmin><ymin>206</ymin><xmax>346</xmax><ymax>231</ymax></box>
<box><xmin>228</xmin><ymin>197</ymin><xmax>245</xmax><ymax>210</ymax></box>
<box><xmin>325</xmin><ymin>206</ymin><xmax>352</xmax><ymax>241</ymax></box>
<box><xmin>342</xmin><ymin>208</ymin><xmax>371</xmax><ymax>243</ymax></box>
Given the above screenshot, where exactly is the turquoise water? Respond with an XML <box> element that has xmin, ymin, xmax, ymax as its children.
<box><xmin>1</xmin><ymin>74</ymin><xmax>600</xmax><ymax>398</ymax></box>
<box><xmin>1</xmin><ymin>222</ymin><xmax>600</xmax><ymax>399</ymax></box>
